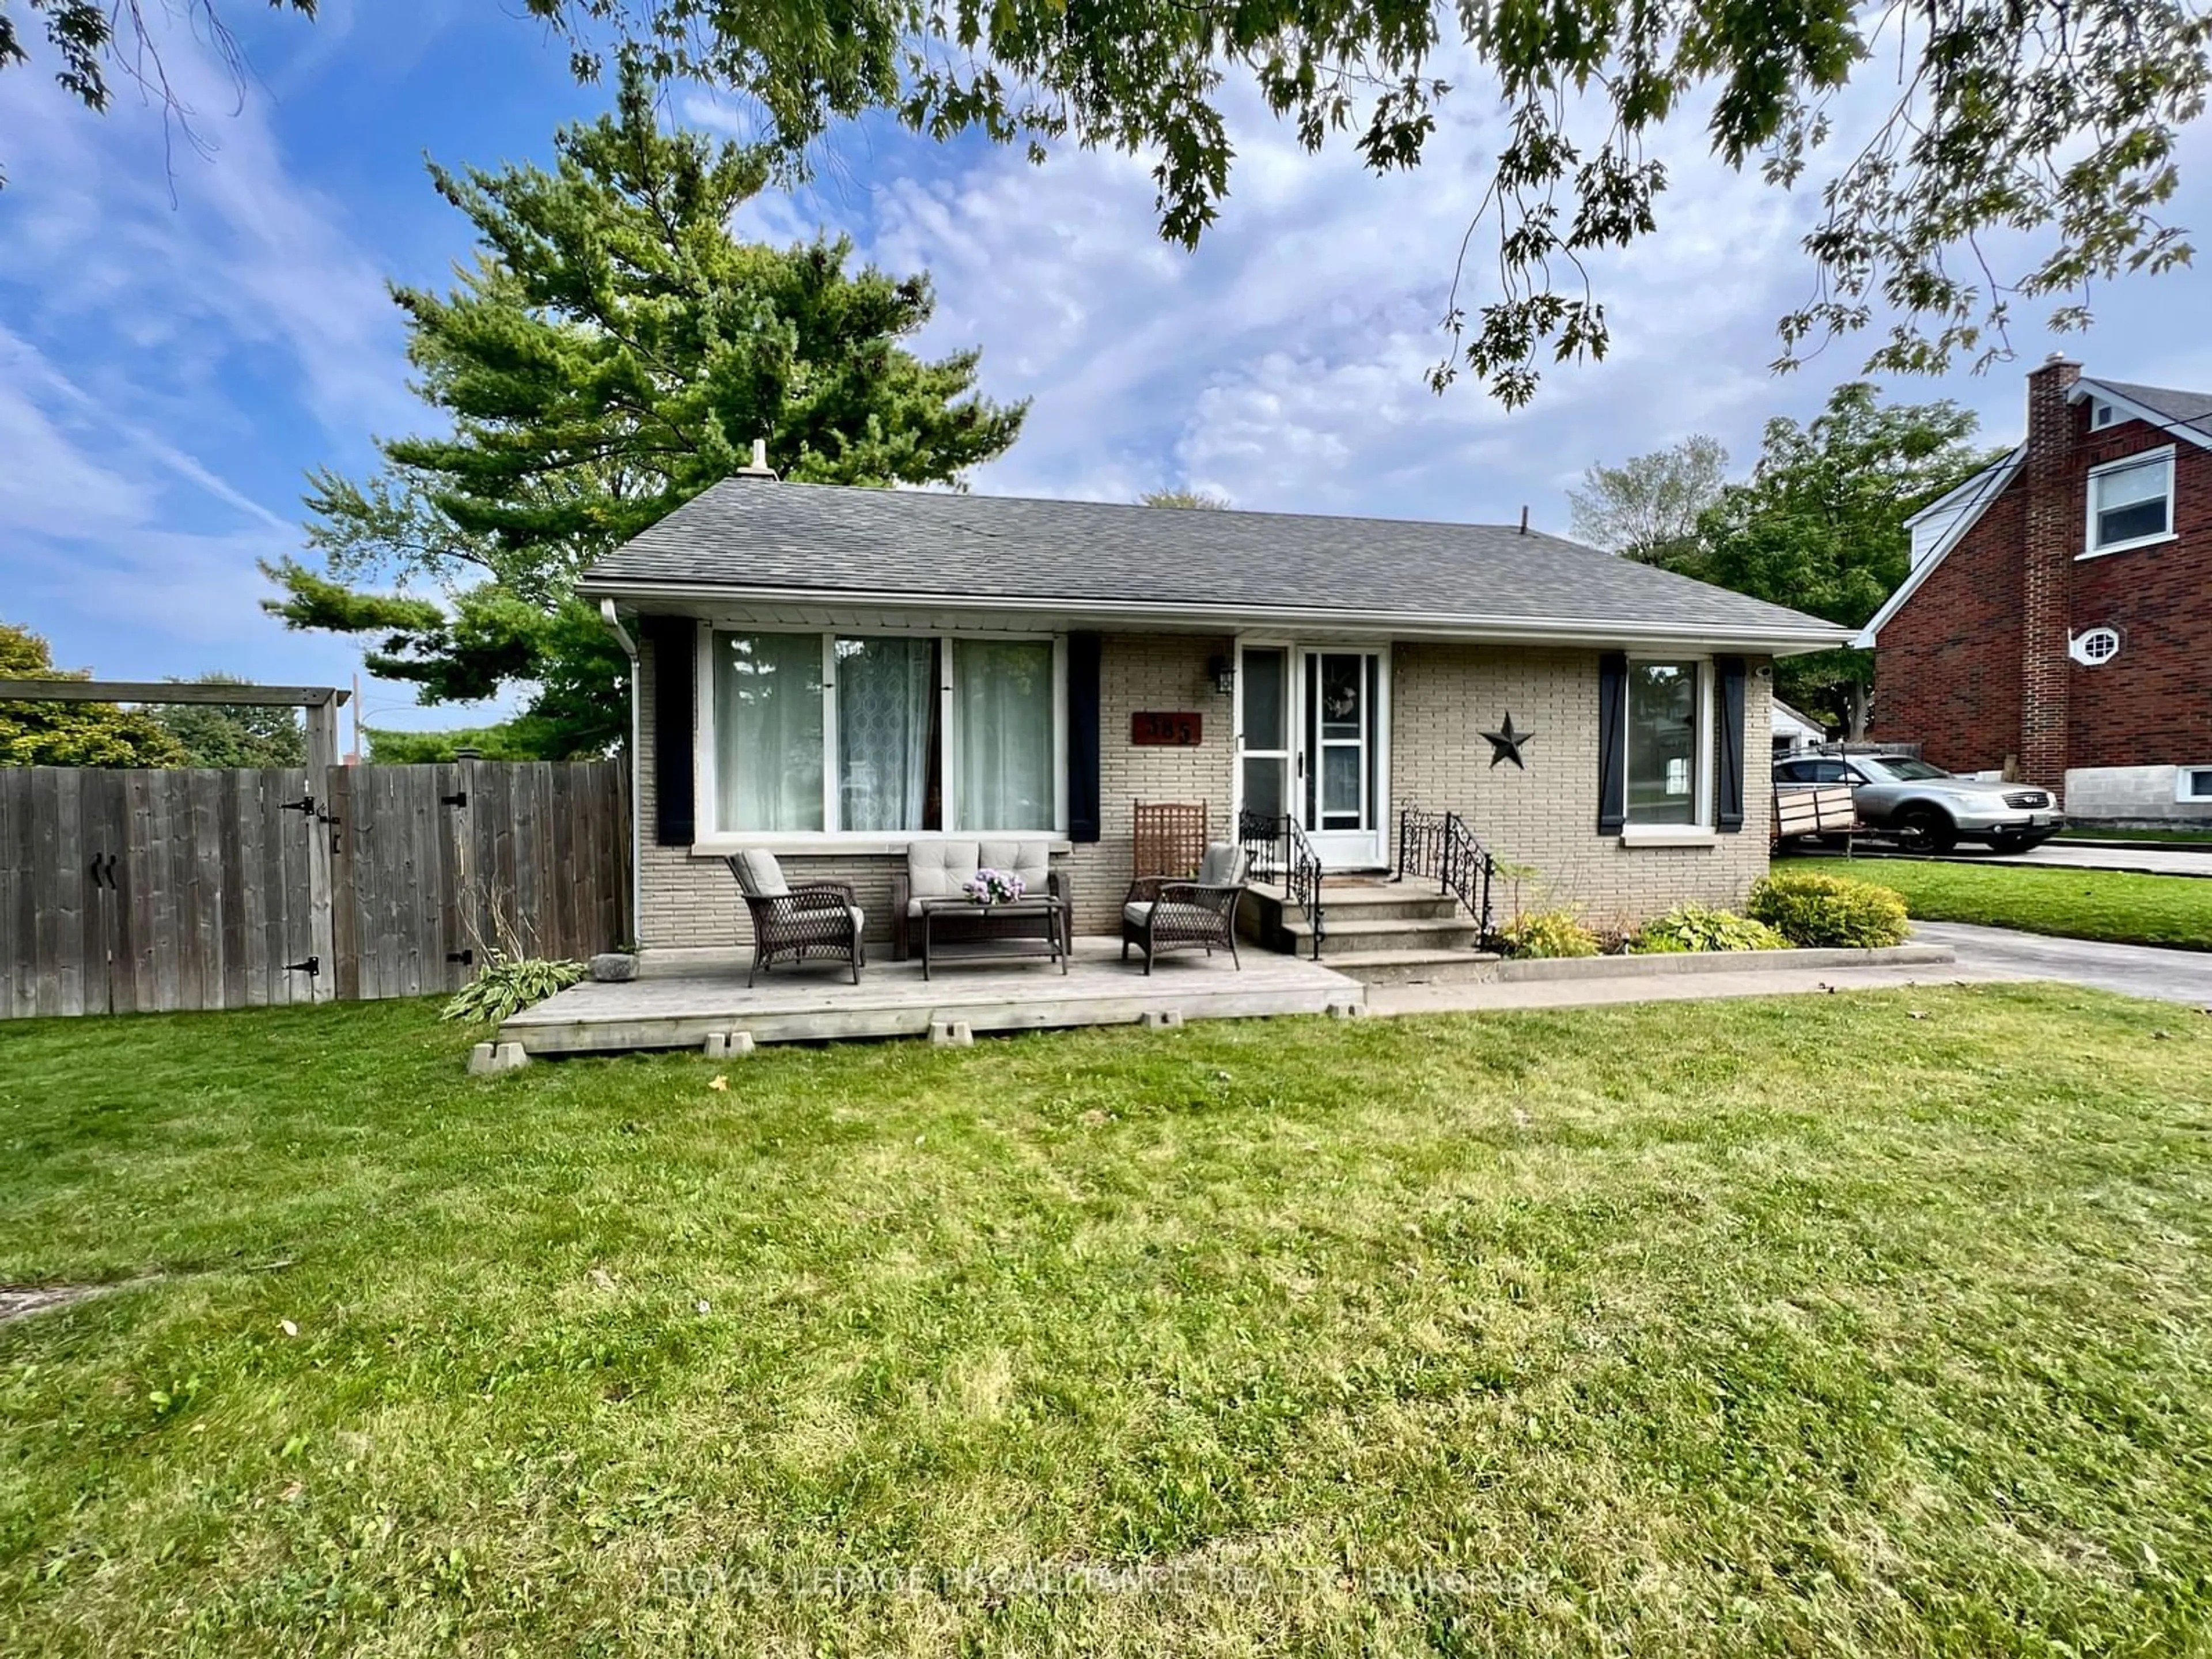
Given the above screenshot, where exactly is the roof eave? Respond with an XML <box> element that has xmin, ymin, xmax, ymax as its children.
<box><xmin>578</xmin><ymin>577</ymin><xmax>1854</xmax><ymax>656</ymax></box>
<box><xmin>2069</xmin><ymin>379</ymin><xmax>2212</xmax><ymax>450</ymax></box>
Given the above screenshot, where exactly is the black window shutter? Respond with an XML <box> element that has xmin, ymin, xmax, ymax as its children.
<box><xmin>645</xmin><ymin>616</ymin><xmax>697</xmax><ymax>845</ymax></box>
<box><xmin>1715</xmin><ymin>656</ymin><xmax>1748</xmax><ymax>833</ymax></box>
<box><xmin>1067</xmin><ymin>631</ymin><xmax>1103</xmax><ymax>843</ymax></box>
<box><xmin>1596</xmin><ymin>652</ymin><xmax>1627</xmax><ymax>834</ymax></box>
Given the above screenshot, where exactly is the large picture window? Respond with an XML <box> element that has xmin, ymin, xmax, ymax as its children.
<box><xmin>706</xmin><ymin>629</ymin><xmax>1062</xmax><ymax>840</ymax></box>
<box><xmin>953</xmin><ymin>639</ymin><xmax>1057</xmax><ymax>831</ymax></box>
<box><xmin>1624</xmin><ymin>658</ymin><xmax>1707</xmax><ymax>827</ymax></box>
<box><xmin>713</xmin><ymin>631</ymin><xmax>824</xmax><ymax>833</ymax></box>
<box><xmin>836</xmin><ymin>637</ymin><xmax>940</xmax><ymax>832</ymax></box>
<box><xmin>2085</xmin><ymin>448</ymin><xmax>2175</xmax><ymax>555</ymax></box>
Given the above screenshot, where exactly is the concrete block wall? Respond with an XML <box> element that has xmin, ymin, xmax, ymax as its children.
<box><xmin>2063</xmin><ymin>765</ymin><xmax>2212</xmax><ymax>827</ymax></box>
<box><xmin>1389</xmin><ymin>643</ymin><xmax>1775</xmax><ymax>929</ymax></box>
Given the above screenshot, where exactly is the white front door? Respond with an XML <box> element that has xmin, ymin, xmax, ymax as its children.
<box><xmin>1236</xmin><ymin>643</ymin><xmax>1389</xmax><ymax>870</ymax></box>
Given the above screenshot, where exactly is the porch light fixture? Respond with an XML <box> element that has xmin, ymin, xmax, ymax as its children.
<box><xmin>1207</xmin><ymin>655</ymin><xmax>1236</xmax><ymax>696</ymax></box>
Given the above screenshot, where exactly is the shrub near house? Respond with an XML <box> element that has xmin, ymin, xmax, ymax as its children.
<box><xmin>1748</xmin><ymin>872</ymin><xmax>1911</xmax><ymax>949</ymax></box>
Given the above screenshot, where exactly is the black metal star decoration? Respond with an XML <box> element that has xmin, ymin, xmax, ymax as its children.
<box><xmin>1482</xmin><ymin>713</ymin><xmax>1534</xmax><ymax>770</ymax></box>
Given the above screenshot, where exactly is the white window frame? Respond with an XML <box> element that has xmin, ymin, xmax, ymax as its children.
<box><xmin>1619</xmin><ymin>654</ymin><xmax>1719</xmax><ymax>846</ymax></box>
<box><xmin>2176</xmin><ymin>766</ymin><xmax>2212</xmax><ymax>805</ymax></box>
<box><xmin>692</xmin><ymin>626</ymin><xmax>1069</xmax><ymax>849</ymax></box>
<box><xmin>2081</xmin><ymin>446</ymin><xmax>2177</xmax><ymax>559</ymax></box>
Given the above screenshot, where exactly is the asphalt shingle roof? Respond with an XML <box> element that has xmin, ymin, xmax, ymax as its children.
<box><xmin>579</xmin><ymin>480</ymin><xmax>1847</xmax><ymax>643</ymax></box>
<box><xmin>2087</xmin><ymin>378</ymin><xmax>2212</xmax><ymax>438</ymax></box>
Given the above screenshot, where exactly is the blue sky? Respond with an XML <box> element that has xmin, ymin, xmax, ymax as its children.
<box><xmin>3</xmin><ymin>3</ymin><xmax>2209</xmax><ymax>739</ymax></box>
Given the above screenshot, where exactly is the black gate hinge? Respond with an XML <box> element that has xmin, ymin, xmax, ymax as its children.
<box><xmin>284</xmin><ymin>956</ymin><xmax>320</xmax><ymax>978</ymax></box>
<box><xmin>279</xmin><ymin>794</ymin><xmax>316</xmax><ymax>816</ymax></box>
<box><xmin>440</xmin><ymin>790</ymin><xmax>468</xmax><ymax>808</ymax></box>
<box><xmin>446</xmin><ymin>949</ymin><xmax>474</xmax><ymax>965</ymax></box>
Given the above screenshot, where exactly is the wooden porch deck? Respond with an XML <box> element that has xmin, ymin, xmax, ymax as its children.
<box><xmin>495</xmin><ymin>938</ymin><xmax>1365</xmax><ymax>1056</ymax></box>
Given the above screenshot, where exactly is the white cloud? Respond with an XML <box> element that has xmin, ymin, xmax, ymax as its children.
<box><xmin>0</xmin><ymin>11</ymin><xmax>408</xmax><ymax>440</ymax></box>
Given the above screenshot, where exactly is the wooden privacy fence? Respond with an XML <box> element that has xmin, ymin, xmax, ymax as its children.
<box><xmin>1</xmin><ymin>761</ymin><xmax>629</xmax><ymax>1019</ymax></box>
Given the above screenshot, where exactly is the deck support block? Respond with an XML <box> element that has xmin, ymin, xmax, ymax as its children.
<box><xmin>1327</xmin><ymin>1001</ymin><xmax>1365</xmax><ymax>1020</ymax></box>
<box><xmin>468</xmin><ymin>1040</ymin><xmax>531</xmax><ymax>1075</ymax></box>
<box><xmin>1141</xmin><ymin>1010</ymin><xmax>1185</xmax><ymax>1030</ymax></box>
<box><xmin>929</xmin><ymin>1020</ymin><xmax>975</xmax><ymax>1048</ymax></box>
<box><xmin>703</xmin><ymin>1031</ymin><xmax>756</xmax><ymax>1059</ymax></box>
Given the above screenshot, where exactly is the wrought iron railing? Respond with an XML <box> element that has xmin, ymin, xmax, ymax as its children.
<box><xmin>1237</xmin><ymin>808</ymin><xmax>1325</xmax><ymax>959</ymax></box>
<box><xmin>1395</xmin><ymin>805</ymin><xmax>1495</xmax><ymax>945</ymax></box>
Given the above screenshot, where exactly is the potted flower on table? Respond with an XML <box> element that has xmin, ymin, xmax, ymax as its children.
<box><xmin>962</xmin><ymin>868</ymin><xmax>1027</xmax><ymax>907</ymax></box>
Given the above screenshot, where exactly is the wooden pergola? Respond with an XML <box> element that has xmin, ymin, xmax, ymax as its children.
<box><xmin>0</xmin><ymin>680</ymin><xmax>348</xmax><ymax>774</ymax></box>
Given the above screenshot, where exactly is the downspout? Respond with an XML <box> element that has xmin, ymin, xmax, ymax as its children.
<box><xmin>600</xmin><ymin>598</ymin><xmax>643</xmax><ymax>950</ymax></box>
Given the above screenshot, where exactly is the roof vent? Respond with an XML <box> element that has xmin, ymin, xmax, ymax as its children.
<box><xmin>736</xmin><ymin>437</ymin><xmax>778</xmax><ymax>480</ymax></box>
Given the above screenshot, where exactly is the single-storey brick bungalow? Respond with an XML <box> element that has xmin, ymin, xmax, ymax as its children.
<box><xmin>580</xmin><ymin>469</ymin><xmax>1853</xmax><ymax>957</ymax></box>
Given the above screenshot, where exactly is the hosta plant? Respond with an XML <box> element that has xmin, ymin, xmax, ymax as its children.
<box><xmin>1629</xmin><ymin>904</ymin><xmax>1789</xmax><ymax>954</ymax></box>
<box><xmin>441</xmin><ymin>957</ymin><xmax>585</xmax><ymax>1024</ymax></box>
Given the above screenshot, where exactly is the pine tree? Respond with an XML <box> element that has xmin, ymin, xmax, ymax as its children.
<box><xmin>266</xmin><ymin>62</ymin><xmax>1025</xmax><ymax>757</ymax></box>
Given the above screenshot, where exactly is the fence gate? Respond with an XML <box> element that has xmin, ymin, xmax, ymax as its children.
<box><xmin>1</xmin><ymin>767</ymin><xmax>331</xmax><ymax>1019</ymax></box>
<box><xmin>1</xmin><ymin>759</ymin><xmax>627</xmax><ymax>1018</ymax></box>
<box><xmin>323</xmin><ymin>760</ymin><xmax>628</xmax><ymax>1001</ymax></box>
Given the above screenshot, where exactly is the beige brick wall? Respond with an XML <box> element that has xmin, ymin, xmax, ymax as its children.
<box><xmin>1389</xmin><ymin>643</ymin><xmax>1774</xmax><ymax>927</ymax></box>
<box><xmin>635</xmin><ymin>629</ymin><xmax>1229</xmax><ymax>949</ymax></box>
<box><xmin>635</xmin><ymin>629</ymin><xmax>1775</xmax><ymax>950</ymax></box>
<box><xmin>1065</xmin><ymin>633</ymin><xmax>1234</xmax><ymax>933</ymax></box>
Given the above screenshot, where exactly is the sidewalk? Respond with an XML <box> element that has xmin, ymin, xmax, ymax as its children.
<box><xmin>1364</xmin><ymin>959</ymin><xmax>2022</xmax><ymax>1017</ymax></box>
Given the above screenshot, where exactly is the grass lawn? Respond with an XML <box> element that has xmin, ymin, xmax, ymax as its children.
<box><xmin>5</xmin><ymin>991</ymin><xmax>2211</xmax><ymax>1656</ymax></box>
<box><xmin>1793</xmin><ymin>855</ymin><xmax>2212</xmax><ymax>950</ymax></box>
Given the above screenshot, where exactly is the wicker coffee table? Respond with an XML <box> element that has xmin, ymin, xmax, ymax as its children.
<box><xmin>916</xmin><ymin>896</ymin><xmax>1068</xmax><ymax>980</ymax></box>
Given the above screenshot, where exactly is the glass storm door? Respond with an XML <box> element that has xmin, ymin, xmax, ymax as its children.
<box><xmin>1237</xmin><ymin>645</ymin><xmax>1291</xmax><ymax>836</ymax></box>
<box><xmin>1301</xmin><ymin>650</ymin><xmax>1385</xmax><ymax>866</ymax></box>
<box><xmin>1238</xmin><ymin>644</ymin><xmax>1389</xmax><ymax>870</ymax></box>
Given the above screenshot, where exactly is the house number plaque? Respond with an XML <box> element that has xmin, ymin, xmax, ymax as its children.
<box><xmin>1131</xmin><ymin>711</ymin><xmax>1203</xmax><ymax>747</ymax></box>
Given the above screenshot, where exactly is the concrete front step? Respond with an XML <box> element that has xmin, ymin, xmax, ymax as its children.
<box><xmin>1282</xmin><ymin>916</ymin><xmax>1486</xmax><ymax>955</ymax></box>
<box><xmin>1320</xmin><ymin>948</ymin><xmax>1505</xmax><ymax>987</ymax></box>
<box><xmin>1248</xmin><ymin>881</ymin><xmax>1464</xmax><ymax>925</ymax></box>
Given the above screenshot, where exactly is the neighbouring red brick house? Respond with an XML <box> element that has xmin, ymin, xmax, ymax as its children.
<box><xmin>1861</xmin><ymin>356</ymin><xmax>2212</xmax><ymax>826</ymax></box>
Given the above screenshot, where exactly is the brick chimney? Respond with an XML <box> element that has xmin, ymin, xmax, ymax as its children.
<box><xmin>2018</xmin><ymin>354</ymin><xmax>2080</xmax><ymax>790</ymax></box>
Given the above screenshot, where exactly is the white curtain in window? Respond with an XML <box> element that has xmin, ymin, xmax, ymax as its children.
<box><xmin>836</xmin><ymin>637</ymin><xmax>936</xmax><ymax>831</ymax></box>
<box><xmin>955</xmin><ymin>639</ymin><xmax>1055</xmax><ymax>831</ymax></box>
<box><xmin>714</xmin><ymin>631</ymin><xmax>824</xmax><ymax>832</ymax></box>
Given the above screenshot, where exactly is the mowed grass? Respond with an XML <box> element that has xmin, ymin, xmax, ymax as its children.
<box><xmin>3</xmin><ymin>990</ymin><xmax>2211</xmax><ymax>1657</ymax></box>
<box><xmin>1793</xmin><ymin>854</ymin><xmax>2212</xmax><ymax>949</ymax></box>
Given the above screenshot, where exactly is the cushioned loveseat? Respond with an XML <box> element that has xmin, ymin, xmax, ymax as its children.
<box><xmin>890</xmin><ymin>839</ymin><xmax>1068</xmax><ymax>961</ymax></box>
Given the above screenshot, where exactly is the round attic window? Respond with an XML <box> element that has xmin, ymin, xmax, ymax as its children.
<box><xmin>2070</xmin><ymin>626</ymin><xmax>2122</xmax><ymax>666</ymax></box>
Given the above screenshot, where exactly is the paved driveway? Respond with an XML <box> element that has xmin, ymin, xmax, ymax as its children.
<box><xmin>1874</xmin><ymin>842</ymin><xmax>2212</xmax><ymax>878</ymax></box>
<box><xmin>1912</xmin><ymin>921</ymin><xmax>2212</xmax><ymax>1006</ymax></box>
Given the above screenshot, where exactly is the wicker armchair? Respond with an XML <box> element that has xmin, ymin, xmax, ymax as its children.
<box><xmin>726</xmin><ymin>851</ymin><xmax>865</xmax><ymax>988</ymax></box>
<box><xmin>1120</xmin><ymin>842</ymin><xmax>1250</xmax><ymax>975</ymax></box>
